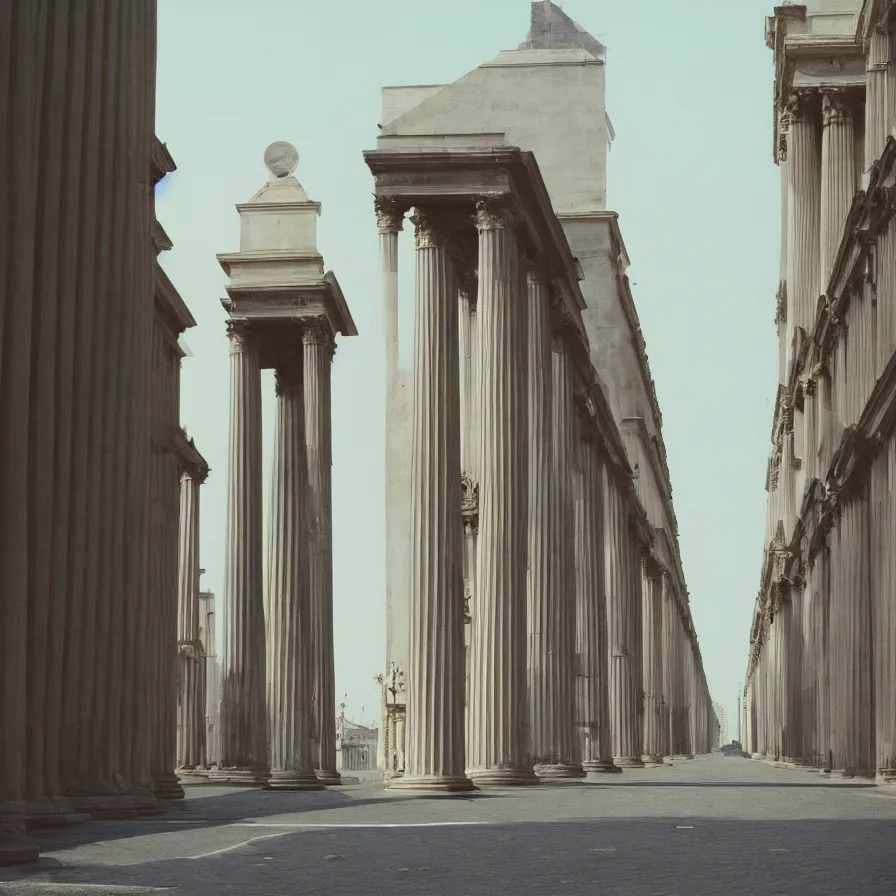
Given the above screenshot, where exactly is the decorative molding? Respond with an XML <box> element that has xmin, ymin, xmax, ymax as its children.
<box><xmin>461</xmin><ymin>473</ymin><xmax>479</xmax><ymax>535</ymax></box>
<box><xmin>473</xmin><ymin>194</ymin><xmax>516</xmax><ymax>232</ymax></box>
<box><xmin>374</xmin><ymin>195</ymin><xmax>406</xmax><ymax>234</ymax></box>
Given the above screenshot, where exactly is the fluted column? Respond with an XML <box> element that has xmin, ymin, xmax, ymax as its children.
<box><xmin>526</xmin><ymin>268</ymin><xmax>557</xmax><ymax>770</ymax></box>
<box><xmin>575</xmin><ymin>424</ymin><xmax>619</xmax><ymax>774</ymax></box>
<box><xmin>211</xmin><ymin>324</ymin><xmax>268</xmax><ymax>784</ymax></box>
<box><xmin>820</xmin><ymin>90</ymin><xmax>856</xmax><ymax>285</ymax></box>
<box><xmin>784</xmin><ymin>92</ymin><xmax>821</xmax><ymax>364</ymax></box>
<box><xmin>468</xmin><ymin>197</ymin><xmax>537</xmax><ymax>786</ymax></box>
<box><xmin>875</xmin><ymin>441</ymin><xmax>896</xmax><ymax>782</ymax></box>
<box><xmin>389</xmin><ymin>209</ymin><xmax>471</xmax><ymax>792</ymax></box>
<box><xmin>641</xmin><ymin>568</ymin><xmax>664</xmax><ymax>764</ymax></box>
<box><xmin>304</xmin><ymin>324</ymin><xmax>341</xmax><ymax>785</ymax></box>
<box><xmin>176</xmin><ymin>468</ymin><xmax>207</xmax><ymax>771</ymax></box>
<box><xmin>865</xmin><ymin>27</ymin><xmax>890</xmax><ymax>173</ymax></box>
<box><xmin>0</xmin><ymin>0</ymin><xmax>42</xmax><ymax>863</ymax></box>
<box><xmin>265</xmin><ymin>362</ymin><xmax>323</xmax><ymax>791</ymax></box>
<box><xmin>661</xmin><ymin>580</ymin><xmax>676</xmax><ymax>761</ymax></box>
<box><xmin>604</xmin><ymin>471</ymin><xmax>644</xmax><ymax>767</ymax></box>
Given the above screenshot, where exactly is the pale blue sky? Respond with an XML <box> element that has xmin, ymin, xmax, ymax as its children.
<box><xmin>156</xmin><ymin>0</ymin><xmax>780</xmax><ymax>738</ymax></box>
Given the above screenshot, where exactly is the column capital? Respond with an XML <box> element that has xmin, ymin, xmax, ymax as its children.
<box><xmin>781</xmin><ymin>89</ymin><xmax>819</xmax><ymax>126</ymax></box>
<box><xmin>374</xmin><ymin>195</ymin><xmax>407</xmax><ymax>234</ymax></box>
<box><xmin>473</xmin><ymin>194</ymin><xmax>517</xmax><ymax>232</ymax></box>
<box><xmin>302</xmin><ymin>320</ymin><xmax>336</xmax><ymax>358</ymax></box>
<box><xmin>820</xmin><ymin>88</ymin><xmax>853</xmax><ymax>126</ymax></box>
<box><xmin>274</xmin><ymin>363</ymin><xmax>303</xmax><ymax>396</ymax></box>
<box><xmin>410</xmin><ymin>206</ymin><xmax>457</xmax><ymax>250</ymax></box>
<box><xmin>226</xmin><ymin>320</ymin><xmax>254</xmax><ymax>354</ymax></box>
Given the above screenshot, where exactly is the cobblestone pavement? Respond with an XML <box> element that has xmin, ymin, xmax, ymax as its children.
<box><xmin>3</xmin><ymin>755</ymin><xmax>896</xmax><ymax>895</ymax></box>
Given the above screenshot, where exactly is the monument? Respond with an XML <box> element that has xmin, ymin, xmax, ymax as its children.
<box><xmin>213</xmin><ymin>143</ymin><xmax>357</xmax><ymax>789</ymax></box>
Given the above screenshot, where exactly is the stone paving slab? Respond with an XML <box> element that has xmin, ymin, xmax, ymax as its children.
<box><xmin>3</xmin><ymin>756</ymin><xmax>896</xmax><ymax>895</ymax></box>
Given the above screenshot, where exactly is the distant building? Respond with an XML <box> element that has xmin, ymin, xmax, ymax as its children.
<box><xmin>336</xmin><ymin>711</ymin><xmax>378</xmax><ymax>772</ymax></box>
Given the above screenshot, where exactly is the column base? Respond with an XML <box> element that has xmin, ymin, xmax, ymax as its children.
<box><xmin>266</xmin><ymin>771</ymin><xmax>325</xmax><ymax>792</ymax></box>
<box><xmin>876</xmin><ymin>768</ymin><xmax>896</xmax><ymax>785</ymax></box>
<box><xmin>132</xmin><ymin>788</ymin><xmax>166</xmax><ymax>816</ymax></box>
<box><xmin>0</xmin><ymin>808</ymin><xmax>40</xmax><ymax>867</ymax></box>
<box><xmin>152</xmin><ymin>772</ymin><xmax>185</xmax><ymax>800</ymax></box>
<box><xmin>71</xmin><ymin>789</ymin><xmax>138</xmax><ymax>820</ymax></box>
<box><xmin>208</xmin><ymin>766</ymin><xmax>270</xmax><ymax>787</ymax></box>
<box><xmin>23</xmin><ymin>797</ymin><xmax>90</xmax><ymax>830</ymax></box>
<box><xmin>315</xmin><ymin>769</ymin><xmax>343</xmax><ymax>786</ymax></box>
<box><xmin>641</xmin><ymin>754</ymin><xmax>665</xmax><ymax>767</ymax></box>
<box><xmin>387</xmin><ymin>774</ymin><xmax>476</xmax><ymax>793</ymax></box>
<box><xmin>534</xmin><ymin>762</ymin><xmax>587</xmax><ymax>781</ymax></box>
<box><xmin>583</xmin><ymin>759</ymin><xmax>622</xmax><ymax>774</ymax></box>
<box><xmin>468</xmin><ymin>767</ymin><xmax>539</xmax><ymax>787</ymax></box>
<box><xmin>613</xmin><ymin>756</ymin><xmax>645</xmax><ymax>769</ymax></box>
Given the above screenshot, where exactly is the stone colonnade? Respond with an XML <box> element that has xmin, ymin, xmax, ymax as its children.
<box><xmin>372</xmin><ymin>179</ymin><xmax>714</xmax><ymax>788</ymax></box>
<box><xmin>212</xmin><ymin>324</ymin><xmax>337</xmax><ymax>790</ymax></box>
<box><xmin>0</xmin><ymin>0</ymin><xmax>210</xmax><ymax>865</ymax></box>
<box><xmin>745</xmin><ymin>11</ymin><xmax>896</xmax><ymax>782</ymax></box>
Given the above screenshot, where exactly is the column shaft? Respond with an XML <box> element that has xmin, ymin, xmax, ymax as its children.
<box><xmin>468</xmin><ymin>198</ymin><xmax>537</xmax><ymax>786</ymax></box>
<box><xmin>785</xmin><ymin>93</ymin><xmax>821</xmax><ymax>361</ymax></box>
<box><xmin>211</xmin><ymin>326</ymin><xmax>268</xmax><ymax>784</ymax></box>
<box><xmin>820</xmin><ymin>91</ymin><xmax>856</xmax><ymax>285</ymax></box>
<box><xmin>266</xmin><ymin>363</ymin><xmax>323</xmax><ymax>791</ymax></box>
<box><xmin>304</xmin><ymin>325</ymin><xmax>341</xmax><ymax>785</ymax></box>
<box><xmin>0</xmin><ymin>0</ymin><xmax>42</xmax><ymax>863</ymax></box>
<box><xmin>641</xmin><ymin>571</ymin><xmax>663</xmax><ymax>763</ymax></box>
<box><xmin>176</xmin><ymin>472</ymin><xmax>206</xmax><ymax>771</ymax></box>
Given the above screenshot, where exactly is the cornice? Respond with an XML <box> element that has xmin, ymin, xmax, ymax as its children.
<box><xmin>151</xmin><ymin>136</ymin><xmax>176</xmax><ymax>186</ymax></box>
<box><xmin>154</xmin><ymin>261</ymin><xmax>196</xmax><ymax>339</ymax></box>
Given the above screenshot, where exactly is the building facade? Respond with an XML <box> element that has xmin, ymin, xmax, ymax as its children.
<box><xmin>371</xmin><ymin>1</ymin><xmax>717</xmax><ymax>789</ymax></box>
<box><xmin>743</xmin><ymin>0</ymin><xmax>896</xmax><ymax>781</ymax></box>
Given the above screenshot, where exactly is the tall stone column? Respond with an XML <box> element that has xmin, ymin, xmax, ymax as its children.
<box><xmin>0</xmin><ymin>0</ymin><xmax>42</xmax><ymax>863</ymax></box>
<box><xmin>604</xmin><ymin>470</ymin><xmax>644</xmax><ymax>767</ymax></box>
<box><xmin>875</xmin><ymin>441</ymin><xmax>896</xmax><ymax>783</ymax></box>
<box><xmin>575</xmin><ymin>421</ymin><xmax>619</xmax><ymax>774</ymax></box>
<box><xmin>641</xmin><ymin>567</ymin><xmax>664</xmax><ymax>764</ymax></box>
<box><xmin>266</xmin><ymin>362</ymin><xmax>323</xmax><ymax>791</ymax></box>
<box><xmin>527</xmin><ymin>282</ymin><xmax>584</xmax><ymax>779</ymax></box>
<box><xmin>304</xmin><ymin>324</ymin><xmax>341</xmax><ymax>785</ymax></box>
<box><xmin>820</xmin><ymin>90</ymin><xmax>855</xmax><ymax>285</ymax></box>
<box><xmin>211</xmin><ymin>324</ymin><xmax>268</xmax><ymax>784</ymax></box>
<box><xmin>388</xmin><ymin>209</ymin><xmax>472</xmax><ymax>792</ymax></box>
<box><xmin>784</xmin><ymin>91</ymin><xmax>821</xmax><ymax>361</ymax></box>
<box><xmin>661</xmin><ymin>581</ymin><xmax>677</xmax><ymax>760</ymax></box>
<box><xmin>176</xmin><ymin>467</ymin><xmax>207</xmax><ymax>771</ymax></box>
<box><xmin>865</xmin><ymin>27</ymin><xmax>891</xmax><ymax>173</ymax></box>
<box><xmin>468</xmin><ymin>197</ymin><xmax>537</xmax><ymax>786</ymax></box>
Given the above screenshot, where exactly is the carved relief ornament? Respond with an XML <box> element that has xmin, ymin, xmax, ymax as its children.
<box><xmin>374</xmin><ymin>195</ymin><xmax>406</xmax><ymax>235</ymax></box>
<box><xmin>821</xmin><ymin>89</ymin><xmax>851</xmax><ymax>127</ymax></box>
<box><xmin>473</xmin><ymin>194</ymin><xmax>516</xmax><ymax>232</ymax></box>
<box><xmin>410</xmin><ymin>207</ymin><xmax>455</xmax><ymax>250</ymax></box>
<box><xmin>302</xmin><ymin>319</ymin><xmax>336</xmax><ymax>356</ymax></box>
<box><xmin>461</xmin><ymin>473</ymin><xmax>479</xmax><ymax>535</ymax></box>
<box><xmin>226</xmin><ymin>320</ymin><xmax>253</xmax><ymax>354</ymax></box>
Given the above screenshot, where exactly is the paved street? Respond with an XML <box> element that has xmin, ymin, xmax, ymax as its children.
<box><xmin>3</xmin><ymin>755</ymin><xmax>896</xmax><ymax>895</ymax></box>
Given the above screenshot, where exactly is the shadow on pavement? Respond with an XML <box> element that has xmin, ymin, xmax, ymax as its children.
<box><xmin>3</xmin><ymin>817</ymin><xmax>896</xmax><ymax>896</ymax></box>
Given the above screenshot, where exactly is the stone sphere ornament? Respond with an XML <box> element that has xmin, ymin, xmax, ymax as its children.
<box><xmin>264</xmin><ymin>141</ymin><xmax>299</xmax><ymax>178</ymax></box>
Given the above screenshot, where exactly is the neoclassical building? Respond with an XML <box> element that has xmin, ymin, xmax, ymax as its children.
<box><xmin>742</xmin><ymin>0</ymin><xmax>896</xmax><ymax>781</ymax></box>
<box><xmin>371</xmin><ymin>1</ymin><xmax>717</xmax><ymax>789</ymax></box>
